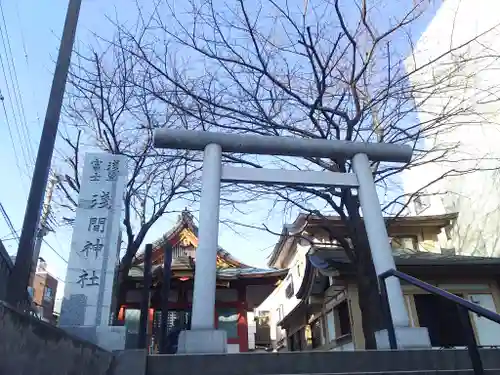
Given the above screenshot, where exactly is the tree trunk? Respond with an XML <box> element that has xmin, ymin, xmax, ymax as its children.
<box><xmin>344</xmin><ymin>193</ymin><xmax>384</xmax><ymax>349</ymax></box>
<box><xmin>111</xmin><ymin>249</ymin><xmax>135</xmax><ymax>324</ymax></box>
<box><xmin>353</xmin><ymin>237</ymin><xmax>384</xmax><ymax>349</ymax></box>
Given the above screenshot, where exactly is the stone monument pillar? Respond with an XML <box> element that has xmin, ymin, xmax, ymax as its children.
<box><xmin>59</xmin><ymin>152</ymin><xmax>127</xmax><ymax>351</ymax></box>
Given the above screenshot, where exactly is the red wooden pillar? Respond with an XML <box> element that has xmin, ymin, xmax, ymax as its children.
<box><xmin>237</xmin><ymin>285</ymin><xmax>249</xmax><ymax>352</ymax></box>
<box><xmin>148</xmin><ymin>308</ymin><xmax>154</xmax><ymax>352</ymax></box>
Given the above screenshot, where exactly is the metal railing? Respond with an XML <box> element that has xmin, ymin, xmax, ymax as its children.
<box><xmin>379</xmin><ymin>269</ymin><xmax>500</xmax><ymax>375</ymax></box>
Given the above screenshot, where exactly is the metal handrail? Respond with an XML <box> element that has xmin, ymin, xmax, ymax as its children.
<box><xmin>379</xmin><ymin>268</ymin><xmax>500</xmax><ymax>375</ymax></box>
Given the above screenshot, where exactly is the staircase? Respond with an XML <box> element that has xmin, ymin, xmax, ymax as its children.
<box><xmin>136</xmin><ymin>349</ymin><xmax>500</xmax><ymax>375</ymax></box>
<box><xmin>3</xmin><ymin>297</ymin><xmax>500</xmax><ymax>375</ymax></box>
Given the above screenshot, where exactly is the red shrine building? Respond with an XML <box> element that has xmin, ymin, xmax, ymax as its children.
<box><xmin>117</xmin><ymin>210</ymin><xmax>286</xmax><ymax>353</ymax></box>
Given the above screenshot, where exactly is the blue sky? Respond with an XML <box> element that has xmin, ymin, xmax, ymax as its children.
<box><xmin>0</xmin><ymin>0</ymin><xmax>440</xmax><ymax>308</ymax></box>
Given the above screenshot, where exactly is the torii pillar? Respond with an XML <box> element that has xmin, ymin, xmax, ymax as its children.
<box><xmin>154</xmin><ymin>129</ymin><xmax>431</xmax><ymax>353</ymax></box>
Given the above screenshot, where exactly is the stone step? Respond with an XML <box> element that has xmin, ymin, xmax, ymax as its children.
<box><xmin>261</xmin><ymin>373</ymin><xmax>500</xmax><ymax>375</ymax></box>
<box><xmin>147</xmin><ymin>371</ymin><xmax>500</xmax><ymax>375</ymax></box>
<box><xmin>146</xmin><ymin>350</ymin><xmax>500</xmax><ymax>375</ymax></box>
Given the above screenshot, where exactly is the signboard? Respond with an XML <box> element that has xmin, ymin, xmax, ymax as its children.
<box><xmin>59</xmin><ymin>153</ymin><xmax>127</xmax><ymax>327</ymax></box>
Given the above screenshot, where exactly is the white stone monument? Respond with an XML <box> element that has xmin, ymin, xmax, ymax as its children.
<box><xmin>59</xmin><ymin>152</ymin><xmax>127</xmax><ymax>351</ymax></box>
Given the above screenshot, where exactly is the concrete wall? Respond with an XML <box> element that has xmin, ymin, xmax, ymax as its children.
<box><xmin>404</xmin><ymin>0</ymin><xmax>500</xmax><ymax>257</ymax></box>
<box><xmin>0</xmin><ymin>301</ymin><xmax>114</xmax><ymax>375</ymax></box>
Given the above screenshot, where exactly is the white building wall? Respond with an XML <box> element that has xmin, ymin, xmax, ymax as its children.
<box><xmin>256</xmin><ymin>240</ymin><xmax>310</xmax><ymax>343</ymax></box>
<box><xmin>405</xmin><ymin>0</ymin><xmax>500</xmax><ymax>256</ymax></box>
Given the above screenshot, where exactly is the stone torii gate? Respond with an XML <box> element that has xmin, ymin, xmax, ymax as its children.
<box><xmin>154</xmin><ymin>129</ymin><xmax>430</xmax><ymax>353</ymax></box>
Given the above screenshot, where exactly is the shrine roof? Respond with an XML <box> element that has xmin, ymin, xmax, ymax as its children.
<box><xmin>134</xmin><ymin>209</ymin><xmax>249</xmax><ymax>268</ymax></box>
<box><xmin>217</xmin><ymin>267</ymin><xmax>288</xmax><ymax>279</ymax></box>
<box><xmin>131</xmin><ymin>209</ymin><xmax>286</xmax><ymax>278</ymax></box>
<box><xmin>128</xmin><ymin>263</ymin><xmax>287</xmax><ymax>279</ymax></box>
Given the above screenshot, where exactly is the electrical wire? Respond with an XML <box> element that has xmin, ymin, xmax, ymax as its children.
<box><xmin>0</xmin><ymin>95</ymin><xmax>26</xmax><ymax>178</ymax></box>
<box><xmin>10</xmin><ymin>1</ymin><xmax>71</xmax><ymax>178</ymax></box>
<box><xmin>0</xmin><ymin>0</ymin><xmax>35</xmax><ymax>164</ymax></box>
<box><xmin>0</xmin><ymin>48</ymin><xmax>31</xmax><ymax>179</ymax></box>
<box><xmin>0</xmin><ymin>201</ymin><xmax>19</xmax><ymax>243</ymax></box>
<box><xmin>42</xmin><ymin>238</ymin><xmax>69</xmax><ymax>264</ymax></box>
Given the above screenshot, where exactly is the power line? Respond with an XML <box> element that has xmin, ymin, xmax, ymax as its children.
<box><xmin>0</xmin><ymin>0</ymin><xmax>35</xmax><ymax>164</ymax></box>
<box><xmin>15</xmin><ymin>1</ymin><xmax>41</xmax><ymax>130</ymax></box>
<box><xmin>0</xmin><ymin>201</ymin><xmax>19</xmax><ymax>243</ymax></box>
<box><xmin>15</xmin><ymin>2</ymin><xmax>30</xmax><ymax>79</ymax></box>
<box><xmin>0</xmin><ymin>50</ymin><xmax>31</xmax><ymax>173</ymax></box>
<box><xmin>11</xmin><ymin>1</ymin><xmax>68</xmax><ymax>168</ymax></box>
<box><xmin>0</xmin><ymin>96</ymin><xmax>26</xmax><ymax>178</ymax></box>
<box><xmin>0</xmin><ymin>2</ymin><xmax>33</xmax><ymax>184</ymax></box>
<box><xmin>42</xmin><ymin>238</ymin><xmax>68</xmax><ymax>264</ymax></box>
<box><xmin>51</xmin><ymin>232</ymin><xmax>68</xmax><ymax>257</ymax></box>
<box><xmin>1</xmin><ymin>237</ymin><xmax>18</xmax><ymax>242</ymax></box>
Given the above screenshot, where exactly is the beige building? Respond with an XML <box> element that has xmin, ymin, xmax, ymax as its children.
<box><xmin>256</xmin><ymin>213</ymin><xmax>500</xmax><ymax>351</ymax></box>
<box><xmin>31</xmin><ymin>258</ymin><xmax>58</xmax><ymax>324</ymax></box>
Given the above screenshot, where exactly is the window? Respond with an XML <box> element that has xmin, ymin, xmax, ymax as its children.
<box><xmin>310</xmin><ymin>319</ymin><xmax>323</xmax><ymax>348</ymax></box>
<box><xmin>325</xmin><ymin>300</ymin><xmax>352</xmax><ymax>342</ymax></box>
<box><xmin>326</xmin><ymin>310</ymin><xmax>336</xmax><ymax>342</ymax></box>
<box><xmin>337</xmin><ymin>301</ymin><xmax>351</xmax><ymax>336</ymax></box>
<box><xmin>43</xmin><ymin>287</ymin><xmax>53</xmax><ymax>302</ymax></box>
<box><xmin>217</xmin><ymin>308</ymin><xmax>239</xmax><ymax>339</ymax></box>
<box><xmin>390</xmin><ymin>236</ymin><xmax>418</xmax><ymax>251</ymax></box>
<box><xmin>285</xmin><ymin>275</ymin><xmax>294</xmax><ymax>299</ymax></box>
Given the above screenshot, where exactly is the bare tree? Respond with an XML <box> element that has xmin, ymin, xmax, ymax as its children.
<box><xmin>54</xmin><ymin>36</ymin><xmax>203</xmax><ymax>317</ymax></box>
<box><xmin>80</xmin><ymin>0</ymin><xmax>500</xmax><ymax>346</ymax></box>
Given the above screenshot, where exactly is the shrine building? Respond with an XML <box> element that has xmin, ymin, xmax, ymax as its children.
<box><xmin>117</xmin><ymin>210</ymin><xmax>287</xmax><ymax>353</ymax></box>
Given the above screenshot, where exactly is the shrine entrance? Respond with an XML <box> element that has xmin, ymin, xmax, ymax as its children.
<box><xmin>120</xmin><ymin>209</ymin><xmax>286</xmax><ymax>353</ymax></box>
<box><xmin>151</xmin><ymin>309</ymin><xmax>192</xmax><ymax>353</ymax></box>
<box><xmin>153</xmin><ymin>129</ymin><xmax>427</xmax><ymax>353</ymax></box>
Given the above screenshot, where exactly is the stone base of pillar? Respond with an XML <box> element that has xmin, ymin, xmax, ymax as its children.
<box><xmin>375</xmin><ymin>327</ymin><xmax>431</xmax><ymax>349</ymax></box>
<box><xmin>60</xmin><ymin>325</ymin><xmax>126</xmax><ymax>351</ymax></box>
<box><xmin>177</xmin><ymin>329</ymin><xmax>227</xmax><ymax>354</ymax></box>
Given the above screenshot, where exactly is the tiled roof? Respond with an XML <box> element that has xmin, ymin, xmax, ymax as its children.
<box><xmin>309</xmin><ymin>245</ymin><xmax>500</xmax><ymax>267</ymax></box>
<box><xmin>128</xmin><ymin>263</ymin><xmax>287</xmax><ymax>279</ymax></box>
<box><xmin>268</xmin><ymin>212</ymin><xmax>458</xmax><ymax>267</ymax></box>
<box><xmin>217</xmin><ymin>267</ymin><xmax>288</xmax><ymax>279</ymax></box>
<box><xmin>392</xmin><ymin>249</ymin><xmax>500</xmax><ymax>265</ymax></box>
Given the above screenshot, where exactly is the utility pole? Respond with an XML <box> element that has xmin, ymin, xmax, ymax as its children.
<box><xmin>29</xmin><ymin>174</ymin><xmax>58</xmax><ymax>285</ymax></box>
<box><xmin>7</xmin><ymin>0</ymin><xmax>82</xmax><ymax>306</ymax></box>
